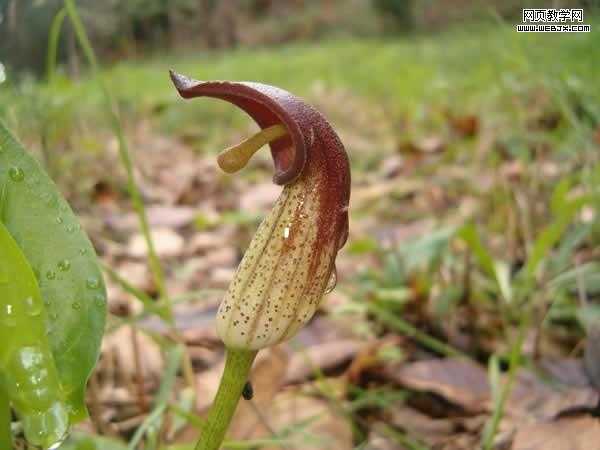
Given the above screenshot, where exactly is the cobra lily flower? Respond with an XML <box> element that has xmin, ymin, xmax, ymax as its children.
<box><xmin>170</xmin><ymin>71</ymin><xmax>350</xmax><ymax>351</ymax></box>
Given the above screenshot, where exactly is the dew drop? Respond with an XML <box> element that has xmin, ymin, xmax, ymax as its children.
<box><xmin>79</xmin><ymin>248</ymin><xmax>87</xmax><ymax>255</ymax></box>
<box><xmin>66</xmin><ymin>224</ymin><xmax>75</xmax><ymax>233</ymax></box>
<box><xmin>57</xmin><ymin>259</ymin><xmax>71</xmax><ymax>272</ymax></box>
<box><xmin>324</xmin><ymin>266</ymin><xmax>337</xmax><ymax>294</ymax></box>
<box><xmin>55</xmin><ymin>216</ymin><xmax>63</xmax><ymax>224</ymax></box>
<box><xmin>86</xmin><ymin>277</ymin><xmax>99</xmax><ymax>289</ymax></box>
<box><xmin>48</xmin><ymin>436</ymin><xmax>69</xmax><ymax>450</ymax></box>
<box><xmin>46</xmin><ymin>270</ymin><xmax>56</xmax><ymax>280</ymax></box>
<box><xmin>93</xmin><ymin>293</ymin><xmax>105</xmax><ymax>307</ymax></box>
<box><xmin>24</xmin><ymin>296</ymin><xmax>42</xmax><ymax>316</ymax></box>
<box><xmin>1</xmin><ymin>303</ymin><xmax>17</xmax><ymax>326</ymax></box>
<box><xmin>71</xmin><ymin>301</ymin><xmax>81</xmax><ymax>310</ymax></box>
<box><xmin>8</xmin><ymin>166</ymin><xmax>24</xmax><ymax>182</ymax></box>
<box><xmin>41</xmin><ymin>192</ymin><xmax>52</xmax><ymax>205</ymax></box>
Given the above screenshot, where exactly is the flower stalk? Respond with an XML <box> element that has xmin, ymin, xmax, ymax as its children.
<box><xmin>171</xmin><ymin>71</ymin><xmax>350</xmax><ymax>450</ymax></box>
<box><xmin>195</xmin><ymin>349</ymin><xmax>256</xmax><ymax>450</ymax></box>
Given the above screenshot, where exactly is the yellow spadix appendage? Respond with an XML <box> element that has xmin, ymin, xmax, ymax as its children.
<box><xmin>217</xmin><ymin>124</ymin><xmax>288</xmax><ymax>173</ymax></box>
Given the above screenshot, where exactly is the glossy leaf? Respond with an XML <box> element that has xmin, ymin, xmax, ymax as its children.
<box><xmin>0</xmin><ymin>222</ymin><xmax>69</xmax><ymax>448</ymax></box>
<box><xmin>0</xmin><ymin>121</ymin><xmax>106</xmax><ymax>422</ymax></box>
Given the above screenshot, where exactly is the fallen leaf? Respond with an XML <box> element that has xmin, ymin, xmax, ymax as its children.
<box><xmin>387</xmin><ymin>403</ymin><xmax>455</xmax><ymax>444</ymax></box>
<box><xmin>105</xmin><ymin>206</ymin><xmax>197</xmax><ymax>232</ymax></box>
<box><xmin>508</xmin><ymin>369</ymin><xmax>598</xmax><ymax>422</ymax></box>
<box><xmin>387</xmin><ymin>358</ymin><xmax>490</xmax><ymax>413</ymax></box>
<box><xmin>539</xmin><ymin>358</ymin><xmax>591</xmax><ymax>388</ymax></box>
<box><xmin>285</xmin><ymin>339</ymin><xmax>364</xmax><ymax>384</ymax></box>
<box><xmin>247</xmin><ymin>388</ymin><xmax>353</xmax><ymax>450</ymax></box>
<box><xmin>101</xmin><ymin>325</ymin><xmax>164</xmax><ymax>382</ymax></box>
<box><xmin>449</xmin><ymin>114</ymin><xmax>479</xmax><ymax>138</ymax></box>
<box><xmin>230</xmin><ymin>347</ymin><xmax>289</xmax><ymax>438</ymax></box>
<box><xmin>511</xmin><ymin>416</ymin><xmax>600</xmax><ymax>450</ymax></box>
<box><xmin>240</xmin><ymin>182</ymin><xmax>280</xmax><ymax>211</ymax></box>
<box><xmin>367</xmin><ymin>423</ymin><xmax>411</xmax><ymax>450</ymax></box>
<box><xmin>128</xmin><ymin>228</ymin><xmax>184</xmax><ymax>258</ymax></box>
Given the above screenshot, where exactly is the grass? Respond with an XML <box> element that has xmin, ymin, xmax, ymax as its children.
<box><xmin>2</xmin><ymin>19</ymin><xmax>600</xmax><ymax>153</ymax></box>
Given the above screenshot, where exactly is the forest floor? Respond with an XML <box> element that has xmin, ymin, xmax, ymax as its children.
<box><xmin>3</xmin><ymin>20</ymin><xmax>600</xmax><ymax>450</ymax></box>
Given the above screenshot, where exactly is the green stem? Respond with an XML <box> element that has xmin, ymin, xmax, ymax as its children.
<box><xmin>196</xmin><ymin>349</ymin><xmax>257</xmax><ymax>450</ymax></box>
<box><xmin>481</xmin><ymin>324</ymin><xmax>526</xmax><ymax>450</ymax></box>
<box><xmin>47</xmin><ymin>7</ymin><xmax>67</xmax><ymax>83</ymax></box>
<box><xmin>63</xmin><ymin>0</ymin><xmax>173</xmax><ymax>323</ymax></box>
<box><xmin>0</xmin><ymin>382</ymin><xmax>12</xmax><ymax>450</ymax></box>
<box><xmin>368</xmin><ymin>302</ymin><xmax>468</xmax><ymax>358</ymax></box>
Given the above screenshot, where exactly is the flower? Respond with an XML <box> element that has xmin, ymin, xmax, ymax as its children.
<box><xmin>171</xmin><ymin>72</ymin><xmax>350</xmax><ymax>350</ymax></box>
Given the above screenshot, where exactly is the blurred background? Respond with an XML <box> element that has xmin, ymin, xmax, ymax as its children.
<box><xmin>1</xmin><ymin>1</ymin><xmax>600</xmax><ymax>449</ymax></box>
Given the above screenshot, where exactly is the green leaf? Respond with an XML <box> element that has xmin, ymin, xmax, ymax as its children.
<box><xmin>399</xmin><ymin>226</ymin><xmax>456</xmax><ymax>272</ymax></box>
<box><xmin>493</xmin><ymin>260</ymin><xmax>513</xmax><ymax>304</ymax></box>
<box><xmin>522</xmin><ymin>195</ymin><xmax>589</xmax><ymax>281</ymax></box>
<box><xmin>550</xmin><ymin>176</ymin><xmax>573</xmax><ymax>216</ymax></box>
<box><xmin>549</xmin><ymin>262</ymin><xmax>600</xmax><ymax>296</ymax></box>
<box><xmin>458</xmin><ymin>223</ymin><xmax>495</xmax><ymax>279</ymax></box>
<box><xmin>0</xmin><ymin>121</ymin><xmax>106</xmax><ymax>422</ymax></box>
<box><xmin>0</xmin><ymin>222</ymin><xmax>69</xmax><ymax>448</ymax></box>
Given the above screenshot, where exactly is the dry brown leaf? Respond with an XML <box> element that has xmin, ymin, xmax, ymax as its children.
<box><xmin>511</xmin><ymin>416</ymin><xmax>600</xmax><ymax>450</ymax></box>
<box><xmin>449</xmin><ymin>114</ymin><xmax>479</xmax><ymax>138</ymax></box>
<box><xmin>507</xmin><ymin>370</ymin><xmax>598</xmax><ymax>422</ymax></box>
<box><xmin>202</xmin><ymin>246</ymin><xmax>237</xmax><ymax>269</ymax></box>
<box><xmin>209</xmin><ymin>267</ymin><xmax>236</xmax><ymax>287</ymax></box>
<box><xmin>240</xmin><ymin>182</ymin><xmax>280</xmax><ymax>211</ymax></box>
<box><xmin>101</xmin><ymin>325</ymin><xmax>163</xmax><ymax>381</ymax></box>
<box><xmin>387</xmin><ymin>403</ymin><xmax>455</xmax><ymax>441</ymax></box>
<box><xmin>245</xmin><ymin>388</ymin><xmax>352</xmax><ymax>450</ymax></box>
<box><xmin>380</xmin><ymin>154</ymin><xmax>404</xmax><ymax>178</ymax></box>
<box><xmin>285</xmin><ymin>339</ymin><xmax>364</xmax><ymax>384</ymax></box>
<box><xmin>387</xmin><ymin>358</ymin><xmax>598</xmax><ymax>422</ymax></box>
<box><xmin>387</xmin><ymin>358</ymin><xmax>490</xmax><ymax>413</ymax></box>
<box><xmin>188</xmin><ymin>230</ymin><xmax>234</xmax><ymax>254</ymax></box>
<box><xmin>367</xmin><ymin>423</ymin><xmax>411</xmax><ymax>450</ymax></box>
<box><xmin>195</xmin><ymin>356</ymin><xmax>225</xmax><ymax>413</ymax></box>
<box><xmin>230</xmin><ymin>347</ymin><xmax>289</xmax><ymax>438</ymax></box>
<box><xmin>104</xmin><ymin>206</ymin><xmax>197</xmax><ymax>232</ymax></box>
<box><xmin>128</xmin><ymin>227</ymin><xmax>184</xmax><ymax>258</ymax></box>
<box><xmin>195</xmin><ymin>347</ymin><xmax>288</xmax><ymax>415</ymax></box>
<box><xmin>539</xmin><ymin>358</ymin><xmax>591</xmax><ymax>388</ymax></box>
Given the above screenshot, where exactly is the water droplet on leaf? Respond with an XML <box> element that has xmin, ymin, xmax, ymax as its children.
<box><xmin>9</xmin><ymin>166</ymin><xmax>24</xmax><ymax>182</ymax></box>
<box><xmin>57</xmin><ymin>260</ymin><xmax>71</xmax><ymax>272</ymax></box>
<box><xmin>71</xmin><ymin>301</ymin><xmax>81</xmax><ymax>310</ymax></box>
<box><xmin>86</xmin><ymin>277</ymin><xmax>99</xmax><ymax>289</ymax></box>
<box><xmin>1</xmin><ymin>303</ymin><xmax>17</xmax><ymax>326</ymax></box>
<box><xmin>324</xmin><ymin>267</ymin><xmax>337</xmax><ymax>294</ymax></box>
<box><xmin>46</xmin><ymin>270</ymin><xmax>56</xmax><ymax>280</ymax></box>
<box><xmin>24</xmin><ymin>296</ymin><xmax>42</xmax><ymax>316</ymax></box>
<box><xmin>93</xmin><ymin>294</ymin><xmax>105</xmax><ymax>307</ymax></box>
